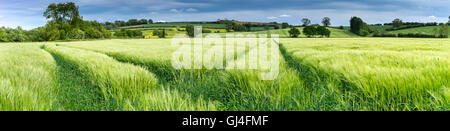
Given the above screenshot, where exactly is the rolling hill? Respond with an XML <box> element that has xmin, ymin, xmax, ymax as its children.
<box><xmin>212</xmin><ymin>27</ymin><xmax>360</xmax><ymax>38</ymax></box>
<box><xmin>388</xmin><ymin>26</ymin><xmax>450</xmax><ymax>37</ymax></box>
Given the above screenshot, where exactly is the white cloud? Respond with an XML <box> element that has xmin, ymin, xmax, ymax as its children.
<box><xmin>0</xmin><ymin>16</ymin><xmax>3</xmax><ymax>19</ymax></box>
<box><xmin>169</xmin><ymin>9</ymin><xmax>182</xmax><ymax>13</ymax></box>
<box><xmin>267</xmin><ymin>16</ymin><xmax>277</xmax><ymax>19</ymax></box>
<box><xmin>186</xmin><ymin>8</ymin><xmax>198</xmax><ymax>12</ymax></box>
<box><xmin>280</xmin><ymin>14</ymin><xmax>290</xmax><ymax>17</ymax></box>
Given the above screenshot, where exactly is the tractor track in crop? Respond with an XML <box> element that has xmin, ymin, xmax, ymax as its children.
<box><xmin>41</xmin><ymin>45</ymin><xmax>115</xmax><ymax>111</ymax></box>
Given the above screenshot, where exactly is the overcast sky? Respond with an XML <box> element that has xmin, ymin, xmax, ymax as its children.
<box><xmin>0</xmin><ymin>0</ymin><xmax>449</xmax><ymax>30</ymax></box>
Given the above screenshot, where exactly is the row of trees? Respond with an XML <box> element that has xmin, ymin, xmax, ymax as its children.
<box><xmin>288</xmin><ymin>25</ymin><xmax>331</xmax><ymax>38</ymax></box>
<box><xmin>218</xmin><ymin>19</ymin><xmax>284</xmax><ymax>32</ymax></box>
<box><xmin>218</xmin><ymin>20</ymin><xmax>248</xmax><ymax>32</ymax></box>
<box><xmin>102</xmin><ymin>19</ymin><xmax>154</xmax><ymax>30</ymax></box>
<box><xmin>301</xmin><ymin>17</ymin><xmax>331</xmax><ymax>27</ymax></box>
<box><xmin>28</xmin><ymin>20</ymin><xmax>111</xmax><ymax>41</ymax></box>
<box><xmin>114</xmin><ymin>29</ymin><xmax>143</xmax><ymax>38</ymax></box>
<box><xmin>304</xmin><ymin>26</ymin><xmax>331</xmax><ymax>37</ymax></box>
<box><xmin>0</xmin><ymin>27</ymin><xmax>28</xmax><ymax>42</ymax></box>
<box><xmin>0</xmin><ymin>2</ymin><xmax>111</xmax><ymax>42</ymax></box>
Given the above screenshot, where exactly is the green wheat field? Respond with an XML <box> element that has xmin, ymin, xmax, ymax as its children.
<box><xmin>0</xmin><ymin>38</ymin><xmax>449</xmax><ymax>111</ymax></box>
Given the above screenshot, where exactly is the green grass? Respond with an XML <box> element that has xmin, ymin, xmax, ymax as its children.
<box><xmin>0</xmin><ymin>43</ymin><xmax>57</xmax><ymax>111</ymax></box>
<box><xmin>43</xmin><ymin>44</ymin><xmax>217</xmax><ymax>111</ymax></box>
<box><xmin>369</xmin><ymin>25</ymin><xmax>393</xmax><ymax>31</ymax></box>
<box><xmin>281</xmin><ymin>38</ymin><xmax>450</xmax><ymax>110</ymax></box>
<box><xmin>388</xmin><ymin>26</ymin><xmax>450</xmax><ymax>37</ymax></box>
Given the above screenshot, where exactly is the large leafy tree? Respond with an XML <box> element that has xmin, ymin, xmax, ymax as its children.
<box><xmin>392</xmin><ymin>18</ymin><xmax>403</xmax><ymax>28</ymax></box>
<box><xmin>322</xmin><ymin>17</ymin><xmax>331</xmax><ymax>27</ymax></box>
<box><xmin>434</xmin><ymin>24</ymin><xmax>449</xmax><ymax>38</ymax></box>
<box><xmin>303</xmin><ymin>26</ymin><xmax>317</xmax><ymax>37</ymax></box>
<box><xmin>301</xmin><ymin>18</ymin><xmax>311</xmax><ymax>26</ymax></box>
<box><xmin>350</xmin><ymin>16</ymin><xmax>370</xmax><ymax>36</ymax></box>
<box><xmin>316</xmin><ymin>26</ymin><xmax>331</xmax><ymax>37</ymax></box>
<box><xmin>186</xmin><ymin>24</ymin><xmax>195</xmax><ymax>37</ymax></box>
<box><xmin>148</xmin><ymin>19</ymin><xmax>154</xmax><ymax>24</ymax></box>
<box><xmin>43</xmin><ymin>2</ymin><xmax>82</xmax><ymax>28</ymax></box>
<box><xmin>288</xmin><ymin>27</ymin><xmax>300</xmax><ymax>38</ymax></box>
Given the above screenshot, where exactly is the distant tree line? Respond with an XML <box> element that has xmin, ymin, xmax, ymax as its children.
<box><xmin>384</xmin><ymin>22</ymin><xmax>440</xmax><ymax>26</ymax></box>
<box><xmin>185</xmin><ymin>24</ymin><xmax>217</xmax><ymax>37</ymax></box>
<box><xmin>380</xmin><ymin>19</ymin><xmax>448</xmax><ymax>31</ymax></box>
<box><xmin>217</xmin><ymin>19</ymin><xmax>282</xmax><ymax>32</ymax></box>
<box><xmin>374</xmin><ymin>32</ymin><xmax>436</xmax><ymax>38</ymax></box>
<box><xmin>0</xmin><ymin>2</ymin><xmax>111</xmax><ymax>42</ymax></box>
<box><xmin>288</xmin><ymin>25</ymin><xmax>330</xmax><ymax>38</ymax></box>
<box><xmin>0</xmin><ymin>27</ymin><xmax>28</xmax><ymax>42</ymax></box>
<box><xmin>217</xmin><ymin>20</ymin><xmax>247</xmax><ymax>32</ymax></box>
<box><xmin>114</xmin><ymin>29</ymin><xmax>143</xmax><ymax>38</ymax></box>
<box><xmin>385</xmin><ymin>22</ymin><xmax>443</xmax><ymax>31</ymax></box>
<box><xmin>102</xmin><ymin>19</ymin><xmax>153</xmax><ymax>30</ymax></box>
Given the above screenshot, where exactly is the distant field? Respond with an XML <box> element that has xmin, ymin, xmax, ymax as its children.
<box><xmin>212</xmin><ymin>27</ymin><xmax>359</xmax><ymax>38</ymax></box>
<box><xmin>342</xmin><ymin>25</ymin><xmax>449</xmax><ymax>37</ymax></box>
<box><xmin>388</xmin><ymin>26</ymin><xmax>450</xmax><ymax>37</ymax></box>
<box><xmin>114</xmin><ymin>27</ymin><xmax>359</xmax><ymax>38</ymax></box>
<box><xmin>343</xmin><ymin>25</ymin><xmax>393</xmax><ymax>31</ymax></box>
<box><xmin>369</xmin><ymin>25</ymin><xmax>393</xmax><ymax>31</ymax></box>
<box><xmin>138</xmin><ymin>23</ymin><xmax>227</xmax><ymax>28</ymax></box>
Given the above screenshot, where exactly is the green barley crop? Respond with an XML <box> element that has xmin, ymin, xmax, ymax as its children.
<box><xmin>59</xmin><ymin>39</ymin><xmax>346</xmax><ymax>110</ymax></box>
<box><xmin>0</xmin><ymin>43</ymin><xmax>57</xmax><ymax>111</ymax></box>
<box><xmin>44</xmin><ymin>44</ymin><xmax>217</xmax><ymax>111</ymax></box>
<box><xmin>281</xmin><ymin>38</ymin><xmax>450</xmax><ymax>110</ymax></box>
<box><xmin>2</xmin><ymin>37</ymin><xmax>447</xmax><ymax>111</ymax></box>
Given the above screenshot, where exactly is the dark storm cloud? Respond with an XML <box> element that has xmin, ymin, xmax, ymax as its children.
<box><xmin>0</xmin><ymin>0</ymin><xmax>448</xmax><ymax>29</ymax></box>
